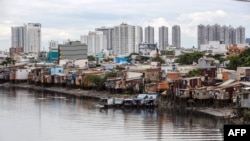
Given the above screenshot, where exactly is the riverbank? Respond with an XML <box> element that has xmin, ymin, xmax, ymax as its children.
<box><xmin>0</xmin><ymin>82</ymin><xmax>236</xmax><ymax>119</ymax></box>
<box><xmin>0</xmin><ymin>82</ymin><xmax>124</xmax><ymax>101</ymax></box>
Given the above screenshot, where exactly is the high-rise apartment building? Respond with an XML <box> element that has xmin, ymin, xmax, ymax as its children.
<box><xmin>23</xmin><ymin>23</ymin><xmax>41</xmax><ymax>53</ymax></box>
<box><xmin>212</xmin><ymin>24</ymin><xmax>221</xmax><ymax>41</ymax></box>
<box><xmin>236</xmin><ymin>26</ymin><xmax>245</xmax><ymax>44</ymax></box>
<box><xmin>197</xmin><ymin>24</ymin><xmax>246</xmax><ymax>48</ymax></box>
<box><xmin>80</xmin><ymin>31</ymin><xmax>107</xmax><ymax>56</ymax></box>
<box><xmin>11</xmin><ymin>26</ymin><xmax>24</xmax><ymax>48</ymax></box>
<box><xmin>159</xmin><ymin>26</ymin><xmax>168</xmax><ymax>50</ymax></box>
<box><xmin>95</xmin><ymin>27</ymin><xmax>113</xmax><ymax>50</ymax></box>
<box><xmin>229</xmin><ymin>26</ymin><xmax>236</xmax><ymax>45</ymax></box>
<box><xmin>113</xmin><ymin>23</ymin><xmax>135</xmax><ymax>56</ymax></box>
<box><xmin>11</xmin><ymin>23</ymin><xmax>41</xmax><ymax>53</ymax></box>
<box><xmin>145</xmin><ymin>26</ymin><xmax>154</xmax><ymax>44</ymax></box>
<box><xmin>246</xmin><ymin>38</ymin><xmax>250</xmax><ymax>44</ymax></box>
<box><xmin>135</xmin><ymin>26</ymin><xmax>143</xmax><ymax>53</ymax></box>
<box><xmin>80</xmin><ymin>35</ymin><xmax>88</xmax><ymax>45</ymax></box>
<box><xmin>197</xmin><ymin>24</ymin><xmax>207</xmax><ymax>48</ymax></box>
<box><xmin>220</xmin><ymin>25</ymin><xmax>230</xmax><ymax>44</ymax></box>
<box><xmin>172</xmin><ymin>25</ymin><xmax>181</xmax><ymax>48</ymax></box>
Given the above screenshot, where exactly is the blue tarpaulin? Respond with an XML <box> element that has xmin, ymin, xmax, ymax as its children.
<box><xmin>115</xmin><ymin>57</ymin><xmax>130</xmax><ymax>64</ymax></box>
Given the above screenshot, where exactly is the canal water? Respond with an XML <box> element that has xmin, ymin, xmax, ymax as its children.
<box><xmin>0</xmin><ymin>88</ymin><xmax>224</xmax><ymax>141</ymax></box>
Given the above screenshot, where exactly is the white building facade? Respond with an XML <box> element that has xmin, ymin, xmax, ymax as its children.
<box><xmin>81</xmin><ymin>31</ymin><xmax>107</xmax><ymax>56</ymax></box>
<box><xmin>23</xmin><ymin>23</ymin><xmax>41</xmax><ymax>53</ymax></box>
<box><xmin>95</xmin><ymin>27</ymin><xmax>113</xmax><ymax>50</ymax></box>
<box><xmin>113</xmin><ymin>23</ymin><xmax>135</xmax><ymax>56</ymax></box>
<box><xmin>200</xmin><ymin>41</ymin><xmax>227</xmax><ymax>55</ymax></box>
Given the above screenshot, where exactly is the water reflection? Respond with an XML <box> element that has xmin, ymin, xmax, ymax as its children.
<box><xmin>0</xmin><ymin>88</ymin><xmax>223</xmax><ymax>141</ymax></box>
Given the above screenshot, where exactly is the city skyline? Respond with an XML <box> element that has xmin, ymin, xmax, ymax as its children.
<box><xmin>0</xmin><ymin>0</ymin><xmax>250</xmax><ymax>51</ymax></box>
<box><xmin>197</xmin><ymin>24</ymin><xmax>246</xmax><ymax>48</ymax></box>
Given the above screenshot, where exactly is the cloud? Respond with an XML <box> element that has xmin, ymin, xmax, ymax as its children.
<box><xmin>0</xmin><ymin>0</ymin><xmax>249</xmax><ymax>51</ymax></box>
<box><xmin>177</xmin><ymin>10</ymin><xmax>230</xmax><ymax>24</ymax></box>
<box><xmin>0</xmin><ymin>23</ymin><xmax>11</xmax><ymax>40</ymax></box>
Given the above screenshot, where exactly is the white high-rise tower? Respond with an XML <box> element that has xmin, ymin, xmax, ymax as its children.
<box><xmin>172</xmin><ymin>25</ymin><xmax>181</xmax><ymax>48</ymax></box>
<box><xmin>113</xmin><ymin>23</ymin><xmax>135</xmax><ymax>56</ymax></box>
<box><xmin>11</xmin><ymin>26</ymin><xmax>24</xmax><ymax>48</ymax></box>
<box><xmin>145</xmin><ymin>26</ymin><xmax>154</xmax><ymax>44</ymax></box>
<box><xmin>23</xmin><ymin>23</ymin><xmax>41</xmax><ymax>53</ymax></box>
<box><xmin>135</xmin><ymin>26</ymin><xmax>143</xmax><ymax>53</ymax></box>
<box><xmin>159</xmin><ymin>26</ymin><xmax>168</xmax><ymax>50</ymax></box>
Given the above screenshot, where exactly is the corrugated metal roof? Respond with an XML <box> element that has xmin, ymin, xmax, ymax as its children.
<box><xmin>218</xmin><ymin>79</ymin><xmax>235</xmax><ymax>86</ymax></box>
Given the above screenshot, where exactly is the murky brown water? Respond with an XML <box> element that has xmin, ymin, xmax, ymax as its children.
<box><xmin>0</xmin><ymin>88</ymin><xmax>224</xmax><ymax>141</ymax></box>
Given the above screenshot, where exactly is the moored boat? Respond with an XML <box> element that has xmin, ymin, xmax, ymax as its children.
<box><xmin>114</xmin><ymin>97</ymin><xmax>124</xmax><ymax>107</ymax></box>
<box><xmin>144</xmin><ymin>94</ymin><xmax>158</xmax><ymax>108</ymax></box>
<box><xmin>99</xmin><ymin>97</ymin><xmax>114</xmax><ymax>108</ymax></box>
<box><xmin>123</xmin><ymin>98</ymin><xmax>134</xmax><ymax>108</ymax></box>
<box><xmin>133</xmin><ymin>94</ymin><xmax>148</xmax><ymax>107</ymax></box>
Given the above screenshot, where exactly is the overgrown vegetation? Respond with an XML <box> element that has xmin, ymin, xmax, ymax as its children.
<box><xmin>116</xmin><ymin>65</ymin><xmax>125</xmax><ymax>71</ymax></box>
<box><xmin>206</xmin><ymin>54</ymin><xmax>225</xmax><ymax>63</ymax></box>
<box><xmin>226</xmin><ymin>48</ymin><xmax>250</xmax><ymax>70</ymax></box>
<box><xmin>87</xmin><ymin>55</ymin><xmax>96</xmax><ymax>61</ymax></box>
<box><xmin>126</xmin><ymin>52</ymin><xmax>139</xmax><ymax>58</ymax></box>
<box><xmin>243</xmin><ymin>109</ymin><xmax>250</xmax><ymax>121</ymax></box>
<box><xmin>0</xmin><ymin>57</ymin><xmax>16</xmax><ymax>66</ymax></box>
<box><xmin>160</xmin><ymin>50</ymin><xmax>174</xmax><ymax>55</ymax></box>
<box><xmin>175</xmin><ymin>52</ymin><xmax>203</xmax><ymax>65</ymax></box>
<box><xmin>104</xmin><ymin>71</ymin><xmax>117</xmax><ymax>80</ymax></box>
<box><xmin>187</xmin><ymin>69</ymin><xmax>202</xmax><ymax>77</ymax></box>
<box><xmin>83</xmin><ymin>75</ymin><xmax>105</xmax><ymax>90</ymax></box>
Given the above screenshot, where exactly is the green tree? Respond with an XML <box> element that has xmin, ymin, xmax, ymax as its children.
<box><xmin>84</xmin><ymin>75</ymin><xmax>105</xmax><ymax>90</ymax></box>
<box><xmin>175</xmin><ymin>52</ymin><xmax>204</xmax><ymax>65</ymax></box>
<box><xmin>206</xmin><ymin>54</ymin><xmax>225</xmax><ymax>63</ymax></box>
<box><xmin>151</xmin><ymin>56</ymin><xmax>165</xmax><ymax>64</ymax></box>
<box><xmin>127</xmin><ymin>52</ymin><xmax>139</xmax><ymax>58</ymax></box>
<box><xmin>87</xmin><ymin>55</ymin><xmax>96</xmax><ymax>61</ymax></box>
<box><xmin>187</xmin><ymin>69</ymin><xmax>202</xmax><ymax>77</ymax></box>
<box><xmin>104</xmin><ymin>71</ymin><xmax>117</xmax><ymax>80</ymax></box>
<box><xmin>0</xmin><ymin>60</ymin><xmax>8</xmax><ymax>66</ymax></box>
<box><xmin>0</xmin><ymin>57</ymin><xmax>16</xmax><ymax>66</ymax></box>
<box><xmin>226</xmin><ymin>48</ymin><xmax>250</xmax><ymax>70</ymax></box>
<box><xmin>116</xmin><ymin>65</ymin><xmax>125</xmax><ymax>71</ymax></box>
<box><xmin>161</xmin><ymin>50</ymin><xmax>174</xmax><ymax>55</ymax></box>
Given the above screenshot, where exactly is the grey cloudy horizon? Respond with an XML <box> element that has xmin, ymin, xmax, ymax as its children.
<box><xmin>0</xmin><ymin>0</ymin><xmax>249</xmax><ymax>51</ymax></box>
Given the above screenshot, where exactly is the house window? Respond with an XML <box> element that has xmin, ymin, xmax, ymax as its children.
<box><xmin>243</xmin><ymin>94</ymin><xmax>249</xmax><ymax>99</ymax></box>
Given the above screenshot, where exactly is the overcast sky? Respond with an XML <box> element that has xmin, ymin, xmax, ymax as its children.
<box><xmin>0</xmin><ymin>0</ymin><xmax>249</xmax><ymax>51</ymax></box>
